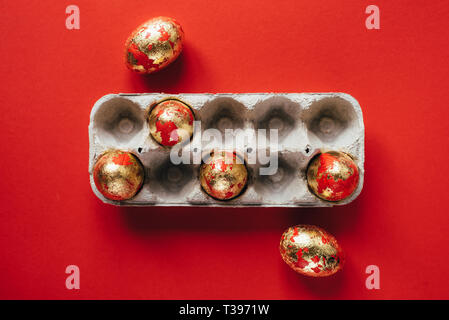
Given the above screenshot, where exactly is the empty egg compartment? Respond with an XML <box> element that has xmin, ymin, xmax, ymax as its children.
<box><xmin>301</xmin><ymin>93</ymin><xmax>364</xmax><ymax>150</ymax></box>
<box><xmin>140</xmin><ymin>148</ymin><xmax>198</xmax><ymax>204</ymax></box>
<box><xmin>250</xmin><ymin>96</ymin><xmax>306</xmax><ymax>151</ymax></box>
<box><xmin>90</xmin><ymin>95</ymin><xmax>149</xmax><ymax>150</ymax></box>
<box><xmin>89</xmin><ymin>93</ymin><xmax>364</xmax><ymax>206</ymax></box>
<box><xmin>252</xmin><ymin>149</ymin><xmax>317</xmax><ymax>206</ymax></box>
<box><xmin>198</xmin><ymin>96</ymin><xmax>249</xmax><ymax>133</ymax></box>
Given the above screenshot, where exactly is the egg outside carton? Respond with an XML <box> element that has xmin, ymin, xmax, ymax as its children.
<box><xmin>89</xmin><ymin>93</ymin><xmax>365</xmax><ymax>207</ymax></box>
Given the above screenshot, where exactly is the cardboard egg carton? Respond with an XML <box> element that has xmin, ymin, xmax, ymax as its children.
<box><xmin>89</xmin><ymin>93</ymin><xmax>364</xmax><ymax>207</ymax></box>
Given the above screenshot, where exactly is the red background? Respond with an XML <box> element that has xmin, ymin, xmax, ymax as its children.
<box><xmin>1</xmin><ymin>0</ymin><xmax>448</xmax><ymax>299</ymax></box>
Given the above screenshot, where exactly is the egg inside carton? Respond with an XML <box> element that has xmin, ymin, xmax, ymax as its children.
<box><xmin>89</xmin><ymin>93</ymin><xmax>364</xmax><ymax>207</ymax></box>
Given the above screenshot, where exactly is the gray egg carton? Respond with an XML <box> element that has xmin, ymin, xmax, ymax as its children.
<box><xmin>89</xmin><ymin>93</ymin><xmax>364</xmax><ymax>207</ymax></box>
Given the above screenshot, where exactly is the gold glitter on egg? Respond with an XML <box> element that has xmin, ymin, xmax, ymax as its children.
<box><xmin>307</xmin><ymin>151</ymin><xmax>359</xmax><ymax>202</ymax></box>
<box><xmin>125</xmin><ymin>16</ymin><xmax>184</xmax><ymax>74</ymax></box>
<box><xmin>93</xmin><ymin>150</ymin><xmax>145</xmax><ymax>201</ymax></box>
<box><xmin>148</xmin><ymin>99</ymin><xmax>195</xmax><ymax>147</ymax></box>
<box><xmin>280</xmin><ymin>225</ymin><xmax>344</xmax><ymax>277</ymax></box>
<box><xmin>200</xmin><ymin>151</ymin><xmax>248</xmax><ymax>200</ymax></box>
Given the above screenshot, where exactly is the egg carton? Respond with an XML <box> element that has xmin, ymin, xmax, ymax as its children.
<box><xmin>89</xmin><ymin>93</ymin><xmax>365</xmax><ymax>207</ymax></box>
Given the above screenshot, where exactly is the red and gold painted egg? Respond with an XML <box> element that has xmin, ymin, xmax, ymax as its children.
<box><xmin>307</xmin><ymin>151</ymin><xmax>359</xmax><ymax>202</ymax></box>
<box><xmin>93</xmin><ymin>150</ymin><xmax>145</xmax><ymax>201</ymax></box>
<box><xmin>148</xmin><ymin>99</ymin><xmax>194</xmax><ymax>147</ymax></box>
<box><xmin>200</xmin><ymin>151</ymin><xmax>248</xmax><ymax>200</ymax></box>
<box><xmin>125</xmin><ymin>16</ymin><xmax>184</xmax><ymax>74</ymax></box>
<box><xmin>280</xmin><ymin>225</ymin><xmax>344</xmax><ymax>277</ymax></box>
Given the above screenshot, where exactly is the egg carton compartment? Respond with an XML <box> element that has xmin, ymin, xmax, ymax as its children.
<box><xmin>89</xmin><ymin>93</ymin><xmax>364</xmax><ymax>207</ymax></box>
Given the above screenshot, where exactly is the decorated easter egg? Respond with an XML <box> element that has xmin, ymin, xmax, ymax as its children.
<box><xmin>307</xmin><ymin>151</ymin><xmax>359</xmax><ymax>201</ymax></box>
<box><xmin>280</xmin><ymin>225</ymin><xmax>344</xmax><ymax>277</ymax></box>
<box><xmin>93</xmin><ymin>150</ymin><xmax>144</xmax><ymax>201</ymax></box>
<box><xmin>200</xmin><ymin>151</ymin><xmax>248</xmax><ymax>200</ymax></box>
<box><xmin>148</xmin><ymin>99</ymin><xmax>194</xmax><ymax>146</ymax></box>
<box><xmin>125</xmin><ymin>16</ymin><xmax>184</xmax><ymax>74</ymax></box>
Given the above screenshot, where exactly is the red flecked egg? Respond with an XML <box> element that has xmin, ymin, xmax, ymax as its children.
<box><xmin>200</xmin><ymin>151</ymin><xmax>248</xmax><ymax>200</ymax></box>
<box><xmin>148</xmin><ymin>99</ymin><xmax>195</xmax><ymax>146</ymax></box>
<box><xmin>307</xmin><ymin>151</ymin><xmax>359</xmax><ymax>201</ymax></box>
<box><xmin>93</xmin><ymin>150</ymin><xmax>145</xmax><ymax>201</ymax></box>
<box><xmin>280</xmin><ymin>225</ymin><xmax>344</xmax><ymax>277</ymax></box>
<box><xmin>125</xmin><ymin>16</ymin><xmax>184</xmax><ymax>74</ymax></box>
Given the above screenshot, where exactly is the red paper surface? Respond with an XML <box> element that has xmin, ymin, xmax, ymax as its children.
<box><xmin>1</xmin><ymin>0</ymin><xmax>448</xmax><ymax>299</ymax></box>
